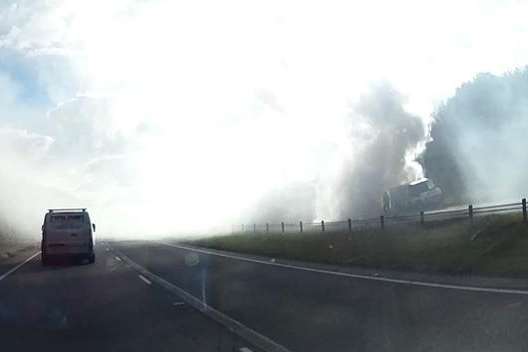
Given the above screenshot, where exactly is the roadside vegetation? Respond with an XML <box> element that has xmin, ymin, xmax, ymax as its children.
<box><xmin>0</xmin><ymin>225</ymin><xmax>33</xmax><ymax>260</ymax></box>
<box><xmin>191</xmin><ymin>214</ymin><xmax>528</xmax><ymax>277</ymax></box>
<box><xmin>0</xmin><ymin>237</ymin><xmax>25</xmax><ymax>259</ymax></box>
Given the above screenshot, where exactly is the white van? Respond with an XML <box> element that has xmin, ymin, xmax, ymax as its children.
<box><xmin>41</xmin><ymin>208</ymin><xmax>96</xmax><ymax>265</ymax></box>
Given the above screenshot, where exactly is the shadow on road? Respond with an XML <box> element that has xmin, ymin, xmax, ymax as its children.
<box><xmin>42</xmin><ymin>257</ymin><xmax>92</xmax><ymax>268</ymax></box>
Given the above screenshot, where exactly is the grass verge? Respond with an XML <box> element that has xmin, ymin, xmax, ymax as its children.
<box><xmin>0</xmin><ymin>233</ymin><xmax>33</xmax><ymax>260</ymax></box>
<box><xmin>190</xmin><ymin>214</ymin><xmax>528</xmax><ymax>277</ymax></box>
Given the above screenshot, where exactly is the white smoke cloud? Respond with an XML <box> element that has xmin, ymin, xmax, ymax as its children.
<box><xmin>0</xmin><ymin>0</ymin><xmax>528</xmax><ymax>237</ymax></box>
<box><xmin>0</xmin><ymin>127</ymin><xmax>53</xmax><ymax>157</ymax></box>
<box><xmin>332</xmin><ymin>83</ymin><xmax>427</xmax><ymax>219</ymax></box>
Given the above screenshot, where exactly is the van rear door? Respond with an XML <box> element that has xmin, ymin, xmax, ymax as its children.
<box><xmin>46</xmin><ymin>213</ymin><xmax>91</xmax><ymax>252</ymax></box>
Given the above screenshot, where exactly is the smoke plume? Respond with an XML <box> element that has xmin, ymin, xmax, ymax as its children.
<box><xmin>1</xmin><ymin>1</ymin><xmax>527</xmax><ymax>238</ymax></box>
<box><xmin>333</xmin><ymin>83</ymin><xmax>427</xmax><ymax>219</ymax></box>
<box><xmin>246</xmin><ymin>83</ymin><xmax>428</xmax><ymax>223</ymax></box>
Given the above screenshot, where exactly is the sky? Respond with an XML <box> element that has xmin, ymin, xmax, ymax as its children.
<box><xmin>1</xmin><ymin>0</ymin><xmax>528</xmax><ymax>237</ymax></box>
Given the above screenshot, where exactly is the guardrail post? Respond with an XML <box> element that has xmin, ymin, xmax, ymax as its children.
<box><xmin>241</xmin><ymin>224</ymin><xmax>245</xmax><ymax>232</ymax></box>
<box><xmin>253</xmin><ymin>223</ymin><xmax>256</xmax><ymax>233</ymax></box>
<box><xmin>523</xmin><ymin>198</ymin><xmax>527</xmax><ymax>223</ymax></box>
<box><xmin>299</xmin><ymin>221</ymin><xmax>303</xmax><ymax>233</ymax></box>
<box><xmin>321</xmin><ymin>220</ymin><xmax>325</xmax><ymax>232</ymax></box>
<box><xmin>380</xmin><ymin>215</ymin><xmax>384</xmax><ymax>229</ymax></box>
<box><xmin>420</xmin><ymin>211</ymin><xmax>424</xmax><ymax>225</ymax></box>
<box><xmin>468</xmin><ymin>204</ymin><xmax>473</xmax><ymax>225</ymax></box>
<box><xmin>281</xmin><ymin>222</ymin><xmax>285</xmax><ymax>233</ymax></box>
<box><xmin>348</xmin><ymin>218</ymin><xmax>352</xmax><ymax>233</ymax></box>
<box><xmin>266</xmin><ymin>223</ymin><xmax>269</xmax><ymax>233</ymax></box>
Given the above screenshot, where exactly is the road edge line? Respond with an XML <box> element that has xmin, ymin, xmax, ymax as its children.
<box><xmin>110</xmin><ymin>245</ymin><xmax>292</xmax><ymax>352</ymax></box>
<box><xmin>0</xmin><ymin>251</ymin><xmax>41</xmax><ymax>282</ymax></box>
<box><xmin>159</xmin><ymin>242</ymin><xmax>528</xmax><ymax>296</ymax></box>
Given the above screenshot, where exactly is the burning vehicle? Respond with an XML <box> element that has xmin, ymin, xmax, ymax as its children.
<box><xmin>383</xmin><ymin>178</ymin><xmax>443</xmax><ymax>214</ymax></box>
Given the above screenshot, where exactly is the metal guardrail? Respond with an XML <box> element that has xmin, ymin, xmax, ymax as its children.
<box><xmin>237</xmin><ymin>198</ymin><xmax>528</xmax><ymax>234</ymax></box>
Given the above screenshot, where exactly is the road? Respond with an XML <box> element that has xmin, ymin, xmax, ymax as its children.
<box><xmin>3</xmin><ymin>240</ymin><xmax>528</xmax><ymax>352</ymax></box>
<box><xmin>0</xmin><ymin>243</ymin><xmax>260</xmax><ymax>352</ymax></box>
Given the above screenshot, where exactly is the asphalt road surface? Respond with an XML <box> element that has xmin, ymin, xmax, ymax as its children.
<box><xmin>0</xmin><ymin>243</ymin><xmax>260</xmax><ymax>352</ymax></box>
<box><xmin>3</xmin><ymin>240</ymin><xmax>528</xmax><ymax>352</ymax></box>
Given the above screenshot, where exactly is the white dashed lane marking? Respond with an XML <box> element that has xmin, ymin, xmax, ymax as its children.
<box><xmin>138</xmin><ymin>274</ymin><xmax>152</xmax><ymax>285</ymax></box>
<box><xmin>111</xmin><ymin>245</ymin><xmax>291</xmax><ymax>352</ymax></box>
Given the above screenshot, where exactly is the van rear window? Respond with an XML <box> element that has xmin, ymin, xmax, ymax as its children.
<box><xmin>50</xmin><ymin>214</ymin><xmax>85</xmax><ymax>229</ymax></box>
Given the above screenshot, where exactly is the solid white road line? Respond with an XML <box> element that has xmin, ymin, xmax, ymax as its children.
<box><xmin>138</xmin><ymin>274</ymin><xmax>152</xmax><ymax>285</ymax></box>
<box><xmin>160</xmin><ymin>242</ymin><xmax>528</xmax><ymax>296</ymax></box>
<box><xmin>111</xmin><ymin>246</ymin><xmax>291</xmax><ymax>352</ymax></box>
<box><xmin>0</xmin><ymin>251</ymin><xmax>41</xmax><ymax>282</ymax></box>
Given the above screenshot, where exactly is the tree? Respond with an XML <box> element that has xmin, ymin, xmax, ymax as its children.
<box><xmin>423</xmin><ymin>68</ymin><xmax>528</xmax><ymax>203</ymax></box>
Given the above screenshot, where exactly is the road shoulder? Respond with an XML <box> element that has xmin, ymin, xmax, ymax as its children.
<box><xmin>168</xmin><ymin>240</ymin><xmax>528</xmax><ymax>292</ymax></box>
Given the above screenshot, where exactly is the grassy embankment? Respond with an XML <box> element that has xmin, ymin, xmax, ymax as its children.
<box><xmin>0</xmin><ymin>225</ymin><xmax>34</xmax><ymax>260</ymax></box>
<box><xmin>191</xmin><ymin>214</ymin><xmax>528</xmax><ymax>276</ymax></box>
